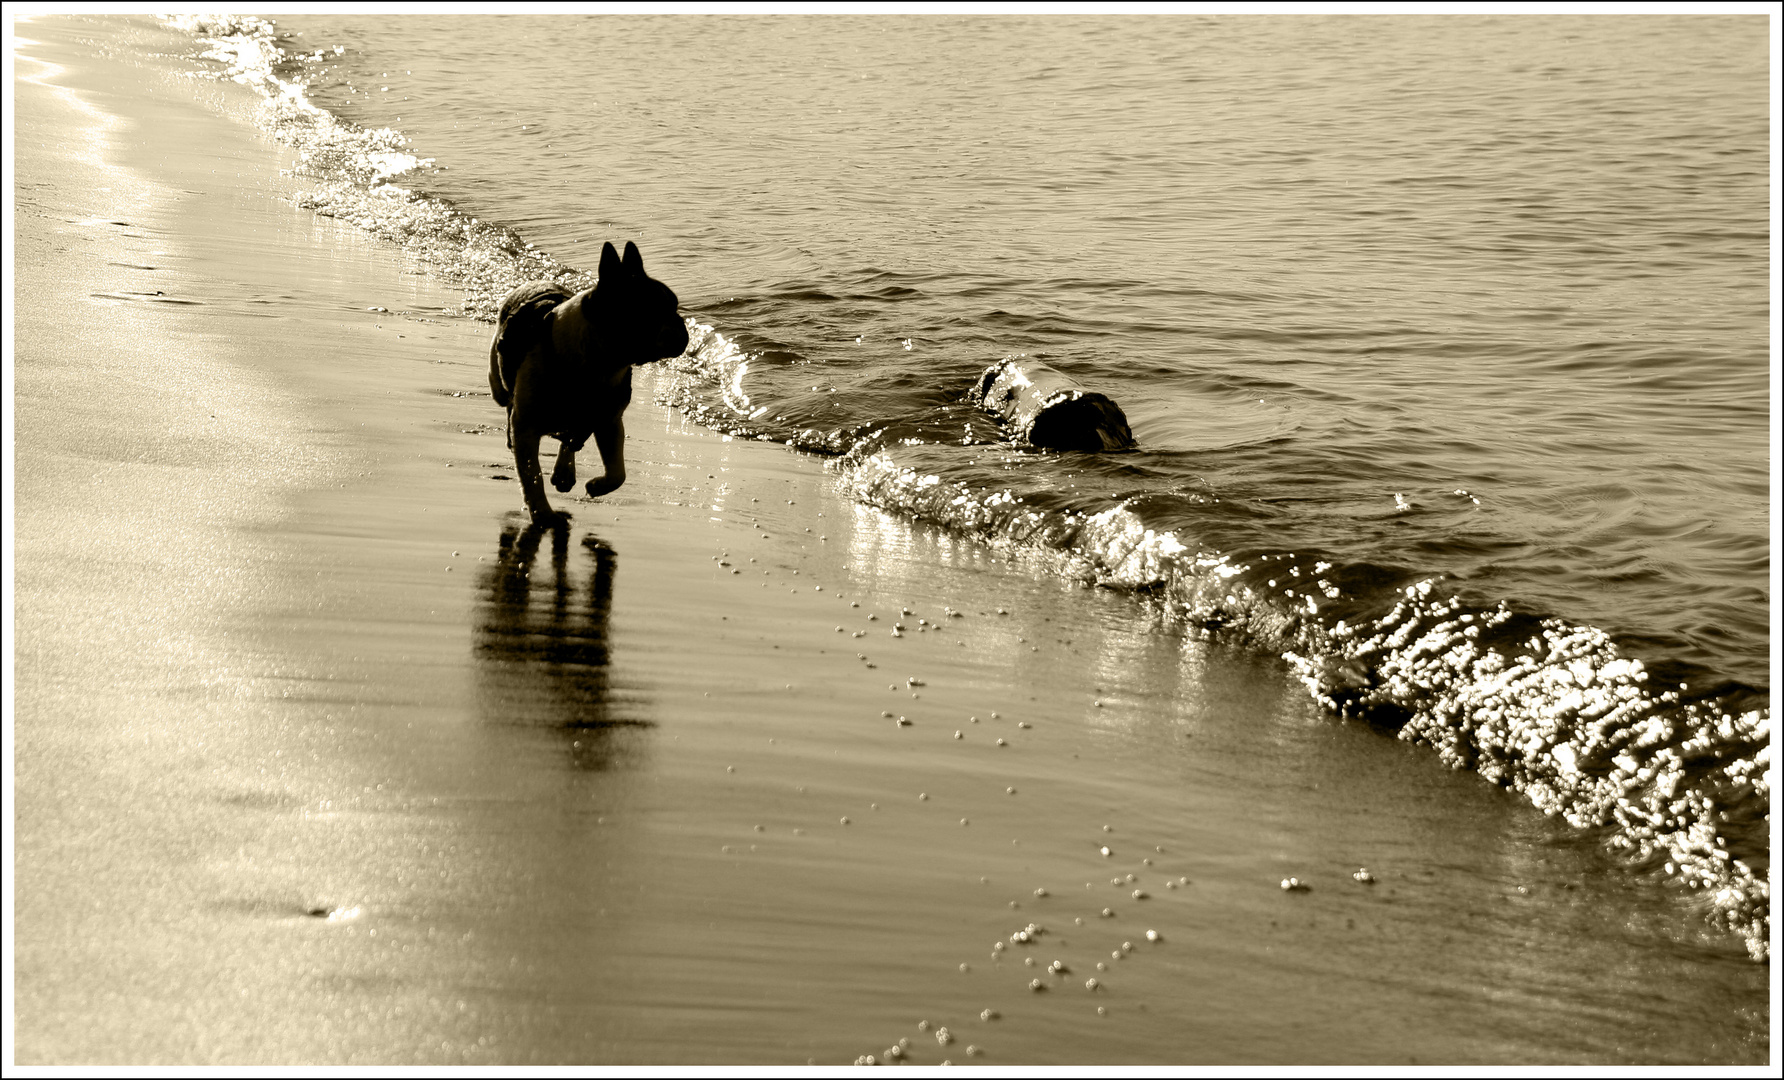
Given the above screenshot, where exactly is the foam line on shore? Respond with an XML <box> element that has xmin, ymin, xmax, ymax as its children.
<box><xmin>841</xmin><ymin>451</ymin><xmax>1771</xmax><ymax>958</ymax></box>
<box><xmin>161</xmin><ymin>14</ymin><xmax>593</xmax><ymax>324</ymax></box>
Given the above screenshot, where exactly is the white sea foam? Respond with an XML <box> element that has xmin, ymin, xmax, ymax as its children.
<box><xmin>837</xmin><ymin>432</ymin><xmax>1770</xmax><ymax>958</ymax></box>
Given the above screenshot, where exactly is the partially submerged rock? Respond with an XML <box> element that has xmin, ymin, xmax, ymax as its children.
<box><xmin>968</xmin><ymin>356</ymin><xmax>1136</xmax><ymax>452</ymax></box>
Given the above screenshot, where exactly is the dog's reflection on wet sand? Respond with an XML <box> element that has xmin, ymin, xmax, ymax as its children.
<box><xmin>474</xmin><ymin>517</ymin><xmax>649</xmax><ymax>769</ymax></box>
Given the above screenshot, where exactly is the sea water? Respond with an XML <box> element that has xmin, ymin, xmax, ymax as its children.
<box><xmin>161</xmin><ymin>13</ymin><xmax>1769</xmax><ymax>960</ymax></box>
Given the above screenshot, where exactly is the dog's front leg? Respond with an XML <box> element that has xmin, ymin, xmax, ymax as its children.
<box><xmin>583</xmin><ymin>413</ymin><xmax>627</xmax><ymax>498</ymax></box>
<box><xmin>511</xmin><ymin>425</ymin><xmax>567</xmax><ymax>526</ymax></box>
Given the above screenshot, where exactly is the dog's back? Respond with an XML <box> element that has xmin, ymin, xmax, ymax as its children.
<box><xmin>488</xmin><ymin>281</ymin><xmax>575</xmax><ymax>408</ymax></box>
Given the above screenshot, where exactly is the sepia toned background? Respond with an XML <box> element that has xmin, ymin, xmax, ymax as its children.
<box><xmin>10</xmin><ymin>12</ymin><xmax>1772</xmax><ymax>1065</ymax></box>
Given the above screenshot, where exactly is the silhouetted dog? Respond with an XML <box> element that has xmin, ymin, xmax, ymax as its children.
<box><xmin>488</xmin><ymin>241</ymin><xmax>688</xmax><ymax>524</ymax></box>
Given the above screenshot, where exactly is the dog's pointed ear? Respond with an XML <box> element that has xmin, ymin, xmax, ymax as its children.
<box><xmin>622</xmin><ymin>241</ymin><xmax>644</xmax><ymax>277</ymax></box>
<box><xmin>599</xmin><ymin>241</ymin><xmax>622</xmax><ymax>280</ymax></box>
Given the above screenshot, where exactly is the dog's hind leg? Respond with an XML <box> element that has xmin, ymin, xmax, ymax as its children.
<box><xmin>512</xmin><ymin>424</ymin><xmax>567</xmax><ymax>526</ymax></box>
<box><xmin>550</xmin><ymin>437</ymin><xmax>580</xmax><ymax>493</ymax></box>
<box><xmin>583</xmin><ymin>413</ymin><xmax>627</xmax><ymax>498</ymax></box>
<box><xmin>488</xmin><ymin>338</ymin><xmax>515</xmax><ymax>449</ymax></box>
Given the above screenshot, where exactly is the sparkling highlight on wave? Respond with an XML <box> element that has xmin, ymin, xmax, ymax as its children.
<box><xmin>845</xmin><ymin>450</ymin><xmax>1770</xmax><ymax>959</ymax></box>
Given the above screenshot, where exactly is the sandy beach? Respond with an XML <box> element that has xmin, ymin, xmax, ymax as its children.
<box><xmin>8</xmin><ymin>15</ymin><xmax>1772</xmax><ymax>1066</ymax></box>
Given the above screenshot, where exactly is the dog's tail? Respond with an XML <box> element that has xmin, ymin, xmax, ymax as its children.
<box><xmin>489</xmin><ymin>281</ymin><xmax>575</xmax><ymax>407</ymax></box>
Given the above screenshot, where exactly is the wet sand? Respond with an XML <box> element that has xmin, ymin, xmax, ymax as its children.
<box><xmin>9</xmin><ymin>16</ymin><xmax>1772</xmax><ymax>1066</ymax></box>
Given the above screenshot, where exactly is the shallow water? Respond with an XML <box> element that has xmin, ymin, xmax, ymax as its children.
<box><xmin>265</xmin><ymin>12</ymin><xmax>1769</xmax><ymax>689</ymax></box>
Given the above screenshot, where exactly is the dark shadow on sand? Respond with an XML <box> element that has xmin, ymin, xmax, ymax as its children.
<box><xmin>474</xmin><ymin>516</ymin><xmax>650</xmax><ymax>770</ymax></box>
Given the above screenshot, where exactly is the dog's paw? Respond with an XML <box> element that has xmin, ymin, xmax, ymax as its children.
<box><xmin>584</xmin><ymin>475</ymin><xmax>625</xmax><ymax>499</ymax></box>
<box><xmin>551</xmin><ymin>474</ymin><xmax>576</xmax><ymax>493</ymax></box>
<box><xmin>527</xmin><ymin>507</ymin><xmax>571</xmax><ymax>528</ymax></box>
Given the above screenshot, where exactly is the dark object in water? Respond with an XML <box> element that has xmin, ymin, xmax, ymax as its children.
<box><xmin>969</xmin><ymin>356</ymin><xmax>1136</xmax><ymax>451</ymax></box>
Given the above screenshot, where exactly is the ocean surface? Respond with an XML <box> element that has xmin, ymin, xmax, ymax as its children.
<box><xmin>164</xmin><ymin>14</ymin><xmax>1769</xmax><ymax>957</ymax></box>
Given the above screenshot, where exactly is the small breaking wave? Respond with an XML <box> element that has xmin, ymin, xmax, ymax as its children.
<box><xmin>667</xmin><ymin>314</ymin><xmax>1769</xmax><ymax>960</ymax></box>
<box><xmin>842</xmin><ymin>449</ymin><xmax>1770</xmax><ymax>959</ymax></box>
<box><xmin>162</xmin><ymin>14</ymin><xmax>588</xmax><ymax>322</ymax></box>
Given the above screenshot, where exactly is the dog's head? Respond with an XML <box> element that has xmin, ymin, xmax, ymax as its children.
<box><xmin>577</xmin><ymin>241</ymin><xmax>689</xmax><ymax>367</ymax></box>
